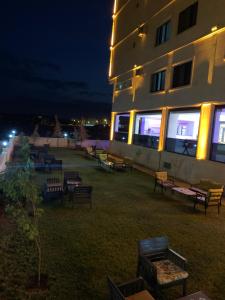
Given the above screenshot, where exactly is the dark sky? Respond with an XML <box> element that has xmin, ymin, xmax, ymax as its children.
<box><xmin>0</xmin><ymin>0</ymin><xmax>113</xmax><ymax>117</ymax></box>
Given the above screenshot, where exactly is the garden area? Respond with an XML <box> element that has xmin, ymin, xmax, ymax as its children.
<box><xmin>1</xmin><ymin>145</ymin><xmax>225</xmax><ymax>299</ymax></box>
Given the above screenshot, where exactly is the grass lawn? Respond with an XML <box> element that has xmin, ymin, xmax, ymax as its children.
<box><xmin>1</xmin><ymin>148</ymin><xmax>225</xmax><ymax>300</ymax></box>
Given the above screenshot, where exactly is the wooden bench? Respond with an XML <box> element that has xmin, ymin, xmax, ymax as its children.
<box><xmin>68</xmin><ymin>186</ymin><xmax>92</xmax><ymax>208</ymax></box>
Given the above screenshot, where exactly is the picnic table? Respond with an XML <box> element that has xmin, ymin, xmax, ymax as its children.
<box><xmin>177</xmin><ymin>291</ymin><xmax>210</xmax><ymax>300</ymax></box>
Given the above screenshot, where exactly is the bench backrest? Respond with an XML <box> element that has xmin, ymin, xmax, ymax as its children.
<box><xmin>207</xmin><ymin>188</ymin><xmax>223</xmax><ymax>204</ymax></box>
<box><xmin>99</xmin><ymin>153</ymin><xmax>108</xmax><ymax>161</ymax></box>
<box><xmin>138</xmin><ymin>236</ymin><xmax>169</xmax><ymax>256</ymax></box>
<box><xmin>155</xmin><ymin>171</ymin><xmax>167</xmax><ymax>182</ymax></box>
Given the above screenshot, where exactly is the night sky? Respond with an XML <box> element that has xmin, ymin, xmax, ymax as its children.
<box><xmin>0</xmin><ymin>1</ymin><xmax>113</xmax><ymax>118</ymax></box>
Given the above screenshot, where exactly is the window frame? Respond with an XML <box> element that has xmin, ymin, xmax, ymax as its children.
<box><xmin>172</xmin><ymin>60</ymin><xmax>193</xmax><ymax>89</ymax></box>
<box><xmin>177</xmin><ymin>2</ymin><xmax>198</xmax><ymax>34</ymax></box>
<box><xmin>150</xmin><ymin>69</ymin><xmax>166</xmax><ymax>93</ymax></box>
<box><xmin>133</xmin><ymin>110</ymin><xmax>162</xmax><ymax>149</ymax></box>
<box><xmin>210</xmin><ymin>105</ymin><xmax>225</xmax><ymax>163</ymax></box>
<box><xmin>165</xmin><ymin>108</ymin><xmax>201</xmax><ymax>157</ymax></box>
<box><xmin>155</xmin><ymin>20</ymin><xmax>171</xmax><ymax>46</ymax></box>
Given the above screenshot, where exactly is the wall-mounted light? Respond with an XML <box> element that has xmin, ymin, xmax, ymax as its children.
<box><xmin>138</xmin><ymin>25</ymin><xmax>146</xmax><ymax>38</ymax></box>
<box><xmin>211</xmin><ymin>26</ymin><xmax>218</xmax><ymax>33</ymax></box>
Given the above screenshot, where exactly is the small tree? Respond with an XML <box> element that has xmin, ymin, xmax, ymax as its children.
<box><xmin>79</xmin><ymin>120</ymin><xmax>88</xmax><ymax>142</ymax></box>
<box><xmin>1</xmin><ymin>139</ymin><xmax>44</xmax><ymax>288</ymax></box>
<box><xmin>52</xmin><ymin>114</ymin><xmax>63</xmax><ymax>138</ymax></box>
<box><xmin>32</xmin><ymin>124</ymin><xmax>40</xmax><ymax>138</ymax></box>
<box><xmin>17</xmin><ymin>134</ymin><xmax>30</xmax><ymax>163</ymax></box>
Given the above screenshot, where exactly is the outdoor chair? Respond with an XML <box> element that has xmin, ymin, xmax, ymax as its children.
<box><xmin>137</xmin><ymin>236</ymin><xmax>188</xmax><ymax>297</ymax></box>
<box><xmin>68</xmin><ymin>186</ymin><xmax>92</xmax><ymax>208</ymax></box>
<box><xmin>107</xmin><ymin>276</ymin><xmax>155</xmax><ymax>300</ymax></box>
<box><xmin>85</xmin><ymin>146</ymin><xmax>95</xmax><ymax>158</ymax></box>
<box><xmin>64</xmin><ymin>171</ymin><xmax>82</xmax><ymax>192</ymax></box>
<box><xmin>43</xmin><ymin>178</ymin><xmax>63</xmax><ymax>201</ymax></box>
<box><xmin>94</xmin><ymin>148</ymin><xmax>105</xmax><ymax>159</ymax></box>
<box><xmin>194</xmin><ymin>188</ymin><xmax>223</xmax><ymax>215</ymax></box>
<box><xmin>154</xmin><ymin>171</ymin><xmax>174</xmax><ymax>192</ymax></box>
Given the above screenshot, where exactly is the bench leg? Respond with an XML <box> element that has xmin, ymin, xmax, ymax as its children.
<box><xmin>183</xmin><ymin>280</ymin><xmax>187</xmax><ymax>296</ymax></box>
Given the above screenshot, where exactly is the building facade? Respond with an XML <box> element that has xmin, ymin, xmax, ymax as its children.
<box><xmin>109</xmin><ymin>0</ymin><xmax>225</xmax><ymax>184</ymax></box>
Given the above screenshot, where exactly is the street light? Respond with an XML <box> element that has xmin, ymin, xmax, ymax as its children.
<box><xmin>64</xmin><ymin>133</ymin><xmax>68</xmax><ymax>138</ymax></box>
<box><xmin>2</xmin><ymin>141</ymin><xmax>8</xmax><ymax>147</ymax></box>
<box><xmin>8</xmin><ymin>134</ymin><xmax>13</xmax><ymax>138</ymax></box>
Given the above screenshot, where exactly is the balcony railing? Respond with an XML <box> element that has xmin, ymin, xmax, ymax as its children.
<box><xmin>114</xmin><ymin>132</ymin><xmax>128</xmax><ymax>143</ymax></box>
<box><xmin>133</xmin><ymin>134</ymin><xmax>159</xmax><ymax>149</ymax></box>
<box><xmin>166</xmin><ymin>138</ymin><xmax>197</xmax><ymax>157</ymax></box>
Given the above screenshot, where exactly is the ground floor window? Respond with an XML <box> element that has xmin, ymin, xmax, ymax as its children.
<box><xmin>166</xmin><ymin>109</ymin><xmax>200</xmax><ymax>156</ymax></box>
<box><xmin>114</xmin><ymin>113</ymin><xmax>130</xmax><ymax>143</ymax></box>
<box><xmin>211</xmin><ymin>106</ymin><xmax>225</xmax><ymax>163</ymax></box>
<box><xmin>133</xmin><ymin>112</ymin><xmax>162</xmax><ymax>149</ymax></box>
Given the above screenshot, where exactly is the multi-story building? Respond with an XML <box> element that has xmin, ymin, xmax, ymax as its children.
<box><xmin>109</xmin><ymin>0</ymin><xmax>225</xmax><ymax>183</ymax></box>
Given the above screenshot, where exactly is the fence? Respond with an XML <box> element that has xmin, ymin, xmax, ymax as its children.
<box><xmin>28</xmin><ymin>137</ymin><xmax>109</xmax><ymax>150</ymax></box>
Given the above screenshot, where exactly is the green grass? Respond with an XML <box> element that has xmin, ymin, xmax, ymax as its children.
<box><xmin>1</xmin><ymin>148</ymin><xmax>225</xmax><ymax>299</ymax></box>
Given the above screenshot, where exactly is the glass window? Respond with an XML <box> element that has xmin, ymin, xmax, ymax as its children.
<box><xmin>115</xmin><ymin>79</ymin><xmax>132</xmax><ymax>92</ymax></box>
<box><xmin>172</xmin><ymin>61</ymin><xmax>192</xmax><ymax>88</ymax></box>
<box><xmin>155</xmin><ymin>20</ymin><xmax>171</xmax><ymax>46</ymax></box>
<box><xmin>211</xmin><ymin>106</ymin><xmax>225</xmax><ymax>163</ymax></box>
<box><xmin>133</xmin><ymin>112</ymin><xmax>162</xmax><ymax>149</ymax></box>
<box><xmin>114</xmin><ymin>113</ymin><xmax>130</xmax><ymax>143</ymax></box>
<box><xmin>166</xmin><ymin>110</ymin><xmax>200</xmax><ymax>156</ymax></box>
<box><xmin>151</xmin><ymin>70</ymin><xmax>166</xmax><ymax>93</ymax></box>
<box><xmin>178</xmin><ymin>2</ymin><xmax>198</xmax><ymax>34</ymax></box>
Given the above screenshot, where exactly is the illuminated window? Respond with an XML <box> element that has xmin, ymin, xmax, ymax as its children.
<box><xmin>178</xmin><ymin>2</ymin><xmax>198</xmax><ymax>34</ymax></box>
<box><xmin>211</xmin><ymin>106</ymin><xmax>225</xmax><ymax>163</ymax></box>
<box><xmin>114</xmin><ymin>114</ymin><xmax>130</xmax><ymax>143</ymax></box>
<box><xmin>151</xmin><ymin>70</ymin><xmax>166</xmax><ymax>93</ymax></box>
<box><xmin>166</xmin><ymin>109</ymin><xmax>200</xmax><ymax>157</ymax></box>
<box><xmin>155</xmin><ymin>20</ymin><xmax>171</xmax><ymax>46</ymax></box>
<box><xmin>172</xmin><ymin>61</ymin><xmax>192</xmax><ymax>88</ymax></box>
<box><xmin>133</xmin><ymin>112</ymin><xmax>162</xmax><ymax>149</ymax></box>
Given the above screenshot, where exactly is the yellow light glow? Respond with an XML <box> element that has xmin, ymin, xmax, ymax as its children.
<box><xmin>113</xmin><ymin>0</ymin><xmax>118</xmax><ymax>14</ymax></box>
<box><xmin>110</xmin><ymin>112</ymin><xmax>116</xmax><ymax>141</ymax></box>
<box><xmin>211</xmin><ymin>26</ymin><xmax>218</xmax><ymax>32</ymax></box>
<box><xmin>196</xmin><ymin>103</ymin><xmax>213</xmax><ymax>160</ymax></box>
<box><xmin>128</xmin><ymin>110</ymin><xmax>135</xmax><ymax>145</ymax></box>
<box><xmin>158</xmin><ymin>108</ymin><xmax>168</xmax><ymax>151</ymax></box>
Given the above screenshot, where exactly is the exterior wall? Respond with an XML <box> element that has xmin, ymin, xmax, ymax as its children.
<box><xmin>110</xmin><ymin>0</ymin><xmax>225</xmax><ymax>113</ymax></box>
<box><xmin>109</xmin><ymin>0</ymin><xmax>225</xmax><ymax>185</ymax></box>
<box><xmin>109</xmin><ymin>141</ymin><xmax>225</xmax><ymax>185</ymax></box>
<box><xmin>0</xmin><ymin>139</ymin><xmax>15</xmax><ymax>173</ymax></box>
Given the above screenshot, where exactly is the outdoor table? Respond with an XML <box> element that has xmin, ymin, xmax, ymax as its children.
<box><xmin>172</xmin><ymin>187</ymin><xmax>197</xmax><ymax>197</ymax></box>
<box><xmin>190</xmin><ymin>187</ymin><xmax>207</xmax><ymax>196</ymax></box>
<box><xmin>177</xmin><ymin>291</ymin><xmax>211</xmax><ymax>300</ymax></box>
